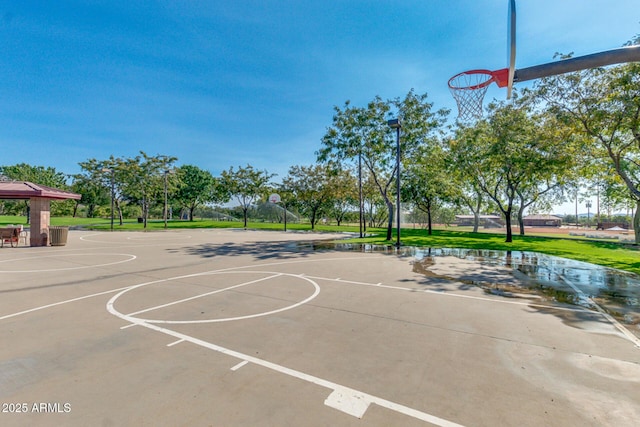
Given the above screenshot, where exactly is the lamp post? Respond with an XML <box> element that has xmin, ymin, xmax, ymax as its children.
<box><xmin>282</xmin><ymin>200</ymin><xmax>287</xmax><ymax>232</ymax></box>
<box><xmin>358</xmin><ymin>151</ymin><xmax>363</xmax><ymax>239</ymax></box>
<box><xmin>585</xmin><ymin>200</ymin><xmax>592</xmax><ymax>228</ymax></box>
<box><xmin>283</xmin><ymin>200</ymin><xmax>288</xmax><ymax>232</ymax></box>
<box><xmin>164</xmin><ymin>169</ymin><xmax>174</xmax><ymax>229</ymax></box>
<box><xmin>102</xmin><ymin>168</ymin><xmax>115</xmax><ymax>231</ymax></box>
<box><xmin>387</xmin><ymin>118</ymin><xmax>401</xmax><ymax>248</ymax></box>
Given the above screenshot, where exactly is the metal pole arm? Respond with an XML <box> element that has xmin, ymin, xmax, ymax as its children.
<box><xmin>514</xmin><ymin>45</ymin><xmax>640</xmax><ymax>83</ymax></box>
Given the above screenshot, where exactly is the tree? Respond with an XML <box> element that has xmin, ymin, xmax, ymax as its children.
<box><xmin>0</xmin><ymin>163</ymin><xmax>69</xmax><ymax>219</ymax></box>
<box><xmin>402</xmin><ymin>142</ymin><xmax>452</xmax><ymax>235</ymax></box>
<box><xmin>319</xmin><ymin>96</ymin><xmax>394</xmax><ymax>239</ymax></box>
<box><xmin>80</xmin><ymin>154</ymin><xmax>178</xmax><ymax>228</ymax></box>
<box><xmin>118</xmin><ymin>152</ymin><xmax>177</xmax><ymax>228</ymax></box>
<box><xmin>534</xmin><ymin>41</ymin><xmax>640</xmax><ymax>241</ymax></box>
<box><xmin>0</xmin><ymin>163</ymin><xmax>67</xmax><ymax>187</ymax></box>
<box><xmin>362</xmin><ymin>171</ymin><xmax>387</xmax><ymax>228</ymax></box>
<box><xmin>281</xmin><ymin>164</ymin><xmax>334</xmax><ymax>229</ymax></box>
<box><xmin>317</xmin><ymin>101</ymin><xmax>367</xmax><ymax>235</ymax></box>
<box><xmin>221</xmin><ymin>165</ymin><xmax>274</xmax><ymax>229</ymax></box>
<box><xmin>327</xmin><ymin>168</ymin><xmax>358</xmax><ymax>226</ymax></box>
<box><xmin>208</xmin><ymin>176</ymin><xmax>231</xmax><ymax>212</ymax></box>
<box><xmin>449</xmin><ymin>174</ymin><xmax>486</xmax><ymax>233</ymax></box>
<box><xmin>451</xmin><ymin>99</ymin><xmax>574</xmax><ymax>242</ymax></box>
<box><xmin>319</xmin><ymin>89</ymin><xmax>447</xmax><ymax>241</ymax></box>
<box><xmin>173</xmin><ymin>165</ymin><xmax>227</xmax><ymax>221</ymax></box>
<box><xmin>69</xmin><ymin>173</ymin><xmax>109</xmax><ymax>218</ymax></box>
<box><xmin>78</xmin><ymin>156</ymin><xmax>134</xmax><ymax>226</ymax></box>
<box><xmin>512</xmin><ymin>112</ymin><xmax>578</xmax><ymax>234</ymax></box>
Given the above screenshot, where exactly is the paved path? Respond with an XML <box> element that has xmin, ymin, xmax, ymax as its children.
<box><xmin>0</xmin><ymin>229</ymin><xmax>638</xmax><ymax>426</ymax></box>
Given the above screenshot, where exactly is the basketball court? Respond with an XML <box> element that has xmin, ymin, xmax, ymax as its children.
<box><xmin>2</xmin><ymin>1</ymin><xmax>640</xmax><ymax>426</ymax></box>
<box><xmin>1</xmin><ymin>229</ymin><xmax>638</xmax><ymax>426</ymax></box>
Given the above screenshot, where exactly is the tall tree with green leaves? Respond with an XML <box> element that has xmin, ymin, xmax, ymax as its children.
<box><xmin>281</xmin><ymin>164</ymin><xmax>335</xmax><ymax>229</ymax></box>
<box><xmin>69</xmin><ymin>173</ymin><xmax>109</xmax><ymax>218</ymax></box>
<box><xmin>119</xmin><ymin>152</ymin><xmax>177</xmax><ymax>228</ymax></box>
<box><xmin>319</xmin><ymin>89</ymin><xmax>447</xmax><ymax>241</ymax></box>
<box><xmin>0</xmin><ymin>163</ymin><xmax>69</xmax><ymax>218</ymax></box>
<box><xmin>534</xmin><ymin>38</ymin><xmax>640</xmax><ymax>241</ymax></box>
<box><xmin>221</xmin><ymin>165</ymin><xmax>274</xmax><ymax>229</ymax></box>
<box><xmin>452</xmin><ymin>99</ymin><xmax>574</xmax><ymax>242</ymax></box>
<box><xmin>318</xmin><ymin>101</ymin><xmax>369</xmax><ymax>235</ymax></box>
<box><xmin>0</xmin><ymin>163</ymin><xmax>67</xmax><ymax>187</ymax></box>
<box><xmin>78</xmin><ymin>156</ymin><xmax>132</xmax><ymax>226</ymax></box>
<box><xmin>511</xmin><ymin>112</ymin><xmax>578</xmax><ymax>234</ymax></box>
<box><xmin>446</xmin><ymin>161</ymin><xmax>486</xmax><ymax>233</ymax></box>
<box><xmin>362</xmin><ymin>171</ymin><xmax>387</xmax><ymax>228</ymax></box>
<box><xmin>402</xmin><ymin>142</ymin><xmax>453</xmax><ymax>235</ymax></box>
<box><xmin>173</xmin><ymin>165</ymin><xmax>228</xmax><ymax>221</ymax></box>
<box><xmin>327</xmin><ymin>167</ymin><xmax>358</xmax><ymax>226</ymax></box>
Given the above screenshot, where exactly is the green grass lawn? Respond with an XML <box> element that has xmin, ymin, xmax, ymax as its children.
<box><xmin>2</xmin><ymin>215</ymin><xmax>638</xmax><ymax>275</ymax></box>
<box><xmin>353</xmin><ymin>228</ymin><xmax>640</xmax><ymax>275</ymax></box>
<box><xmin>0</xmin><ymin>215</ymin><xmax>112</xmax><ymax>227</ymax></box>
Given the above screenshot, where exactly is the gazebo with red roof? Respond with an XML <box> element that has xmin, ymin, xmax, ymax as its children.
<box><xmin>0</xmin><ymin>181</ymin><xmax>81</xmax><ymax>246</ymax></box>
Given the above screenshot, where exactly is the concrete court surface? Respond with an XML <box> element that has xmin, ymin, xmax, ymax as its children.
<box><xmin>0</xmin><ymin>229</ymin><xmax>638</xmax><ymax>427</ymax></box>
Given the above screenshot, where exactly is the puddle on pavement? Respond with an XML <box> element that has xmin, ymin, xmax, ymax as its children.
<box><xmin>302</xmin><ymin>242</ymin><xmax>640</xmax><ymax>329</ymax></box>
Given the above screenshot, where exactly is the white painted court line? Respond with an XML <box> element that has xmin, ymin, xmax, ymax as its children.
<box><xmin>557</xmin><ymin>274</ymin><xmax>640</xmax><ymax>348</ymax></box>
<box><xmin>120</xmin><ymin>323</ymin><xmax>138</xmax><ymax>330</ymax></box>
<box><xmin>97</xmin><ymin>254</ymin><xmax>637</xmax><ymax>425</ymax></box>
<box><xmin>231</xmin><ymin>360</ymin><xmax>249</xmax><ymax>371</ymax></box>
<box><xmin>309</xmin><ymin>269</ymin><xmax>640</xmax><ymax>349</ymax></box>
<box><xmin>79</xmin><ymin>233</ymin><xmax>193</xmax><ymax>243</ymax></box>
<box><xmin>103</xmin><ymin>257</ymin><xmax>465</xmax><ymax>425</ymax></box>
<box><xmin>119</xmin><ymin>271</ymin><xmax>321</xmax><ymax>324</ymax></box>
<box><xmin>106</xmin><ymin>303</ymin><xmax>465</xmax><ymax>427</ymax></box>
<box><xmin>167</xmin><ymin>339</ymin><xmax>185</xmax><ymax>347</ymax></box>
<box><xmin>9</xmin><ymin>251</ymin><xmax>628</xmax><ymax>424</ymax></box>
<box><xmin>305</xmin><ymin>275</ymin><xmax>586</xmax><ymax>313</ymax></box>
<box><xmin>126</xmin><ymin>273</ymin><xmax>283</xmax><ymax>316</ymax></box>
<box><xmin>0</xmin><ymin>286</ymin><xmax>135</xmax><ymax>321</ymax></box>
<box><xmin>0</xmin><ymin>253</ymin><xmax>136</xmax><ymax>272</ymax></box>
<box><xmin>0</xmin><ymin>256</ymin><xmax>365</xmax><ymax>322</ymax></box>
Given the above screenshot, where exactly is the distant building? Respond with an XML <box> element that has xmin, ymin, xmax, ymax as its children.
<box><xmin>596</xmin><ymin>221</ymin><xmax>629</xmax><ymax>230</ymax></box>
<box><xmin>523</xmin><ymin>214</ymin><xmax>562</xmax><ymax>227</ymax></box>
<box><xmin>455</xmin><ymin>214</ymin><xmax>504</xmax><ymax>228</ymax></box>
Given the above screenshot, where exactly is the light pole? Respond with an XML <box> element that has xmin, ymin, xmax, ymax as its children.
<box><xmin>282</xmin><ymin>200</ymin><xmax>287</xmax><ymax>232</ymax></box>
<box><xmin>586</xmin><ymin>200</ymin><xmax>592</xmax><ymax>228</ymax></box>
<box><xmin>102</xmin><ymin>168</ymin><xmax>115</xmax><ymax>231</ymax></box>
<box><xmin>574</xmin><ymin>190</ymin><xmax>578</xmax><ymax>228</ymax></box>
<box><xmin>164</xmin><ymin>169</ymin><xmax>174</xmax><ymax>229</ymax></box>
<box><xmin>387</xmin><ymin>118</ymin><xmax>401</xmax><ymax>248</ymax></box>
<box><xmin>359</xmin><ymin>151</ymin><xmax>363</xmax><ymax>239</ymax></box>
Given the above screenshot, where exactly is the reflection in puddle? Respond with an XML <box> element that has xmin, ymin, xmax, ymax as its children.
<box><xmin>305</xmin><ymin>243</ymin><xmax>640</xmax><ymax>329</ymax></box>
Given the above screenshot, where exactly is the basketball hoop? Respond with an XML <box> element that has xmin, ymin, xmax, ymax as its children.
<box><xmin>448</xmin><ymin>69</ymin><xmax>508</xmax><ymax>121</ymax></box>
<box><xmin>269</xmin><ymin>193</ymin><xmax>281</xmax><ymax>204</ymax></box>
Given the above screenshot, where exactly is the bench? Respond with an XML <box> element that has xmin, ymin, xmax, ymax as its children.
<box><xmin>0</xmin><ymin>227</ymin><xmax>20</xmax><ymax>248</ymax></box>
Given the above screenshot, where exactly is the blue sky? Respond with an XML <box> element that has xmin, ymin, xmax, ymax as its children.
<box><xmin>2</xmin><ymin>1</ymin><xmax>638</xmax><ymax>213</ymax></box>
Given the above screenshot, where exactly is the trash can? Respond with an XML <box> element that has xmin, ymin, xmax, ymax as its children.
<box><xmin>49</xmin><ymin>226</ymin><xmax>69</xmax><ymax>246</ymax></box>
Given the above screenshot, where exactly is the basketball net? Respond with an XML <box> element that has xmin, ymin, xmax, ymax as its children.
<box><xmin>448</xmin><ymin>70</ymin><xmax>494</xmax><ymax>122</ymax></box>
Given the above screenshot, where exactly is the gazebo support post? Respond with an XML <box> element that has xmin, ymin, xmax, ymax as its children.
<box><xmin>30</xmin><ymin>197</ymin><xmax>51</xmax><ymax>247</ymax></box>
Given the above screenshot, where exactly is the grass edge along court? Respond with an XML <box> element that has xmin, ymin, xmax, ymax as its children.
<box><xmin>1</xmin><ymin>215</ymin><xmax>638</xmax><ymax>276</ymax></box>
